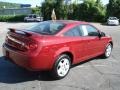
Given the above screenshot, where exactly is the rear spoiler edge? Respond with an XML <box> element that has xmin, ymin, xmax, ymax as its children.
<box><xmin>8</xmin><ymin>28</ymin><xmax>16</xmax><ymax>32</ymax></box>
<box><xmin>8</xmin><ymin>28</ymin><xmax>32</xmax><ymax>37</ymax></box>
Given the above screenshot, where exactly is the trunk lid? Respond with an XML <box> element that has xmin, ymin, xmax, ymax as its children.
<box><xmin>5</xmin><ymin>28</ymin><xmax>43</xmax><ymax>51</ymax></box>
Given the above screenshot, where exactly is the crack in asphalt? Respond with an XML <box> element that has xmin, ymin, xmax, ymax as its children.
<box><xmin>89</xmin><ymin>62</ymin><xmax>103</xmax><ymax>75</ymax></box>
<box><xmin>104</xmin><ymin>73</ymin><xmax>120</xmax><ymax>77</ymax></box>
<box><xmin>89</xmin><ymin>62</ymin><xmax>114</xmax><ymax>90</ymax></box>
<box><xmin>111</xmin><ymin>55</ymin><xmax>118</xmax><ymax>61</ymax></box>
<box><xmin>41</xmin><ymin>83</ymin><xmax>80</xmax><ymax>89</ymax></box>
<box><xmin>108</xmin><ymin>79</ymin><xmax>114</xmax><ymax>90</ymax></box>
<box><xmin>38</xmin><ymin>81</ymin><xmax>42</xmax><ymax>90</ymax></box>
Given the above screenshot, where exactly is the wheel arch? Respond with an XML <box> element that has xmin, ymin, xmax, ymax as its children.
<box><xmin>59</xmin><ymin>51</ymin><xmax>74</xmax><ymax>64</ymax></box>
<box><xmin>54</xmin><ymin>47</ymin><xmax>74</xmax><ymax>65</ymax></box>
<box><xmin>109</xmin><ymin>41</ymin><xmax>113</xmax><ymax>48</ymax></box>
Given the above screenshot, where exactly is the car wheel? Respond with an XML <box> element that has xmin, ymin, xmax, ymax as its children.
<box><xmin>51</xmin><ymin>54</ymin><xmax>71</xmax><ymax>79</ymax></box>
<box><xmin>103</xmin><ymin>43</ymin><xmax>112</xmax><ymax>58</ymax></box>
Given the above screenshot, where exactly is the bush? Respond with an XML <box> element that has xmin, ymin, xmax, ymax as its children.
<box><xmin>41</xmin><ymin>0</ymin><xmax>106</xmax><ymax>22</ymax></box>
<box><xmin>0</xmin><ymin>15</ymin><xmax>26</xmax><ymax>22</ymax></box>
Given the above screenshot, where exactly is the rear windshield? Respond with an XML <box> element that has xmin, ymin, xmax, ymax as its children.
<box><xmin>26</xmin><ymin>21</ymin><xmax>66</xmax><ymax>35</ymax></box>
<box><xmin>28</xmin><ymin>14</ymin><xmax>37</xmax><ymax>17</ymax></box>
<box><xmin>28</xmin><ymin>15</ymin><xmax>32</xmax><ymax>18</ymax></box>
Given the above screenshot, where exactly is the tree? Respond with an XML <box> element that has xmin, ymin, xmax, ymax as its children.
<box><xmin>96</xmin><ymin>0</ymin><xmax>100</xmax><ymax>4</ymax></box>
<box><xmin>54</xmin><ymin>0</ymin><xmax>65</xmax><ymax>19</ymax></box>
<box><xmin>41</xmin><ymin>0</ymin><xmax>66</xmax><ymax>20</ymax></box>
<box><xmin>41</xmin><ymin>0</ymin><xmax>54</xmax><ymax>20</ymax></box>
<box><xmin>41</xmin><ymin>0</ymin><xmax>106</xmax><ymax>22</ymax></box>
<box><xmin>107</xmin><ymin>0</ymin><xmax>120</xmax><ymax>18</ymax></box>
<box><xmin>76</xmin><ymin>0</ymin><xmax>105</xmax><ymax>22</ymax></box>
<box><xmin>32</xmin><ymin>6</ymin><xmax>41</xmax><ymax>15</ymax></box>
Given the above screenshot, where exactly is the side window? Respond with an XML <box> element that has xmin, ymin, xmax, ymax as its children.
<box><xmin>64</xmin><ymin>30</ymin><xmax>74</xmax><ymax>36</ymax></box>
<box><xmin>86</xmin><ymin>25</ymin><xmax>99</xmax><ymax>36</ymax></box>
<box><xmin>64</xmin><ymin>26</ymin><xmax>83</xmax><ymax>36</ymax></box>
<box><xmin>33</xmin><ymin>15</ymin><xmax>36</xmax><ymax>18</ymax></box>
<box><xmin>29</xmin><ymin>15</ymin><xmax>32</xmax><ymax>18</ymax></box>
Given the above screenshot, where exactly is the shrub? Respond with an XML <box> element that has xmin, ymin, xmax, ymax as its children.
<box><xmin>41</xmin><ymin>0</ymin><xmax>106</xmax><ymax>22</ymax></box>
<box><xmin>0</xmin><ymin>15</ymin><xmax>26</xmax><ymax>22</ymax></box>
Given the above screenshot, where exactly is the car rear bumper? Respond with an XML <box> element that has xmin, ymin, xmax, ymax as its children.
<box><xmin>2</xmin><ymin>44</ymin><xmax>53</xmax><ymax>71</ymax></box>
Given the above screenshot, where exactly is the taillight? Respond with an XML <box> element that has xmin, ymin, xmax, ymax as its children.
<box><xmin>28</xmin><ymin>43</ymin><xmax>38</xmax><ymax>50</ymax></box>
<box><xmin>25</xmin><ymin>42</ymin><xmax>38</xmax><ymax>50</ymax></box>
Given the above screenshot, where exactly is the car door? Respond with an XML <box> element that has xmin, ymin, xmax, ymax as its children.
<box><xmin>33</xmin><ymin>15</ymin><xmax>37</xmax><ymax>21</ymax></box>
<box><xmin>64</xmin><ymin>26</ymin><xmax>85</xmax><ymax>63</ymax></box>
<box><xmin>81</xmin><ymin>24</ymin><xmax>105</xmax><ymax>59</ymax></box>
<box><xmin>28</xmin><ymin>15</ymin><xmax>34</xmax><ymax>21</ymax></box>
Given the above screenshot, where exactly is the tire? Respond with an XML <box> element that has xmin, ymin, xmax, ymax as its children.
<box><xmin>103</xmin><ymin>43</ymin><xmax>112</xmax><ymax>58</ymax></box>
<box><xmin>51</xmin><ymin>54</ymin><xmax>71</xmax><ymax>79</ymax></box>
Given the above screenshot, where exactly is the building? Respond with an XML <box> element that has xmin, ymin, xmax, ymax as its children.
<box><xmin>0</xmin><ymin>4</ymin><xmax>32</xmax><ymax>15</ymax></box>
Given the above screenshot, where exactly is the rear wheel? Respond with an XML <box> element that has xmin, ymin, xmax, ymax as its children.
<box><xmin>51</xmin><ymin>54</ymin><xmax>71</xmax><ymax>79</ymax></box>
<box><xmin>103</xmin><ymin>43</ymin><xmax>112</xmax><ymax>58</ymax></box>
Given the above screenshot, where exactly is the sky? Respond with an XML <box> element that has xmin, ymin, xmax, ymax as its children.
<box><xmin>0</xmin><ymin>0</ymin><xmax>109</xmax><ymax>7</ymax></box>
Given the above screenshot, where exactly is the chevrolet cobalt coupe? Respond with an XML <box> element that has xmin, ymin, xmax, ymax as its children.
<box><xmin>2</xmin><ymin>20</ymin><xmax>113</xmax><ymax>79</ymax></box>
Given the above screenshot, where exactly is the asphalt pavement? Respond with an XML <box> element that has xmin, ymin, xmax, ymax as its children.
<box><xmin>0</xmin><ymin>22</ymin><xmax>120</xmax><ymax>90</ymax></box>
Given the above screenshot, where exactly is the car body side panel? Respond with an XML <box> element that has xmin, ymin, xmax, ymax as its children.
<box><xmin>2</xmin><ymin>21</ymin><xmax>113</xmax><ymax>71</ymax></box>
<box><xmin>37</xmin><ymin>36</ymin><xmax>85</xmax><ymax>67</ymax></box>
<box><xmin>2</xmin><ymin>35</ymin><xmax>112</xmax><ymax>71</ymax></box>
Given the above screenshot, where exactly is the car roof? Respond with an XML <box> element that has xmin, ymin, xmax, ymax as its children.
<box><xmin>46</xmin><ymin>20</ymin><xmax>88</xmax><ymax>25</ymax></box>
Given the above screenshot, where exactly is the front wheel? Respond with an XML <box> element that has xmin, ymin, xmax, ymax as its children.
<box><xmin>103</xmin><ymin>43</ymin><xmax>112</xmax><ymax>58</ymax></box>
<box><xmin>51</xmin><ymin>54</ymin><xmax>71</xmax><ymax>79</ymax></box>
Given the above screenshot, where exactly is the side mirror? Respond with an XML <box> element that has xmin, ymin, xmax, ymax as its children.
<box><xmin>99</xmin><ymin>32</ymin><xmax>106</xmax><ymax>38</ymax></box>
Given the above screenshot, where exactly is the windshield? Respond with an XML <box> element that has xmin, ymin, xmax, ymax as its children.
<box><xmin>26</xmin><ymin>21</ymin><xmax>66</xmax><ymax>35</ymax></box>
<box><xmin>109</xmin><ymin>17</ymin><xmax>117</xmax><ymax>20</ymax></box>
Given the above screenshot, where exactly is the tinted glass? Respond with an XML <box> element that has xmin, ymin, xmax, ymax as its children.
<box><xmin>33</xmin><ymin>15</ymin><xmax>36</xmax><ymax>18</ymax></box>
<box><xmin>26</xmin><ymin>21</ymin><xmax>65</xmax><ymax>35</ymax></box>
<box><xmin>86</xmin><ymin>25</ymin><xmax>99</xmax><ymax>36</ymax></box>
<box><xmin>109</xmin><ymin>17</ymin><xmax>117</xmax><ymax>20</ymax></box>
<box><xmin>64</xmin><ymin>27</ymin><xmax>82</xmax><ymax>36</ymax></box>
<box><xmin>64</xmin><ymin>30</ymin><xmax>74</xmax><ymax>36</ymax></box>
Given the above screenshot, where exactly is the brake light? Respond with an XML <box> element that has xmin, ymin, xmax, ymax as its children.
<box><xmin>29</xmin><ymin>43</ymin><xmax>38</xmax><ymax>50</ymax></box>
<box><xmin>25</xmin><ymin>42</ymin><xmax>38</xmax><ymax>50</ymax></box>
<box><xmin>5</xmin><ymin>31</ymin><xmax>37</xmax><ymax>51</ymax></box>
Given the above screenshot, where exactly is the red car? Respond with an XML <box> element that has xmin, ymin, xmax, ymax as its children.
<box><xmin>2</xmin><ymin>20</ymin><xmax>113</xmax><ymax>79</ymax></box>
